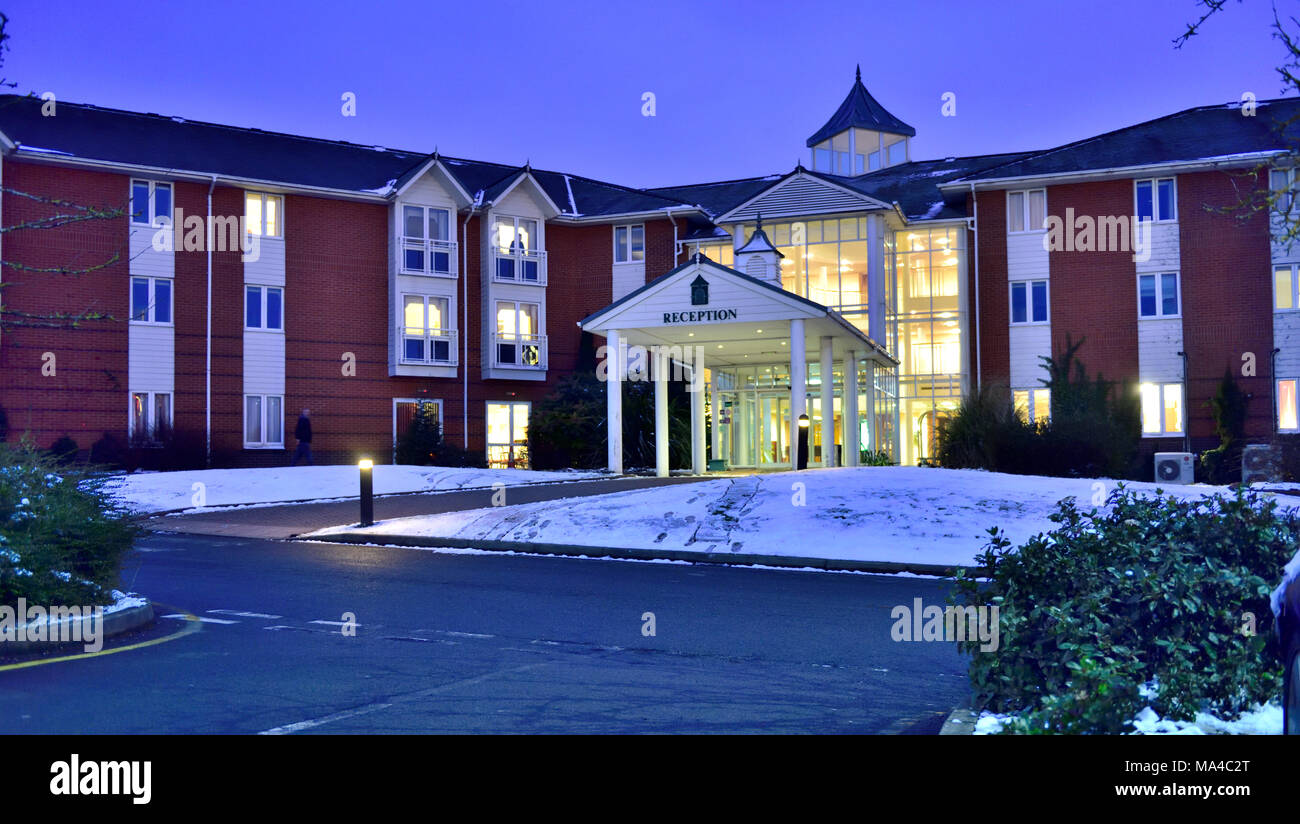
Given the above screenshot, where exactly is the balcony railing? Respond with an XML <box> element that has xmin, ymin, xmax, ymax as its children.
<box><xmin>400</xmin><ymin>329</ymin><xmax>458</xmax><ymax>365</ymax></box>
<box><xmin>492</xmin><ymin>249</ymin><xmax>547</xmax><ymax>285</ymax></box>
<box><xmin>401</xmin><ymin>238</ymin><xmax>458</xmax><ymax>277</ymax></box>
<box><xmin>493</xmin><ymin>332</ymin><xmax>547</xmax><ymax>370</ymax></box>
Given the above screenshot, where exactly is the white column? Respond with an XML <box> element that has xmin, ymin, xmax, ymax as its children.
<box><xmin>866</xmin><ymin>214</ymin><xmax>885</xmax><ymax>344</ymax></box>
<box><xmin>690</xmin><ymin>351</ymin><xmax>706</xmax><ymax>475</ymax></box>
<box><xmin>606</xmin><ymin>330</ymin><xmax>623</xmax><ymax>474</ymax></box>
<box><xmin>654</xmin><ymin>346</ymin><xmax>669</xmax><ymax>478</ymax></box>
<box><xmin>843</xmin><ymin>350</ymin><xmax>859</xmax><ymax>466</ymax></box>
<box><xmin>789</xmin><ymin>318</ymin><xmax>806</xmax><ymax>469</ymax></box>
<box><xmin>819</xmin><ymin>336</ymin><xmax>834</xmax><ymax>468</ymax></box>
<box><xmin>865</xmin><ymin>358</ymin><xmax>878</xmax><ymax>452</ymax></box>
<box><xmin>709</xmin><ymin>369</ymin><xmax>722</xmax><ymax>462</ymax></box>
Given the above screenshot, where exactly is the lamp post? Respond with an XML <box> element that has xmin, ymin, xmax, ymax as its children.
<box><xmin>797</xmin><ymin>413</ymin><xmax>810</xmax><ymax>470</ymax></box>
<box><xmin>358</xmin><ymin>459</ymin><xmax>374</xmax><ymax>527</ymax></box>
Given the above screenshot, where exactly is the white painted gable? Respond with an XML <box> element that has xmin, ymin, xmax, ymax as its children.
<box><xmin>720</xmin><ymin>172</ymin><xmax>888</xmax><ymax>222</ymax></box>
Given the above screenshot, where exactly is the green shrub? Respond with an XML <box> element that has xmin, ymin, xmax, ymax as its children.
<box><xmin>935</xmin><ymin>384</ymin><xmax>1038</xmax><ymax>471</ymax></box>
<box><xmin>1199</xmin><ymin>372</ymin><xmax>1248</xmax><ymax>484</ymax></box>
<box><xmin>395</xmin><ymin>406</ymin><xmax>485</xmax><ymax>468</ymax></box>
<box><xmin>47</xmin><ymin>435</ymin><xmax>79</xmax><ymax>465</ymax></box>
<box><xmin>861</xmin><ymin>449</ymin><xmax>894</xmax><ymax>467</ymax></box>
<box><xmin>953</xmin><ymin>485</ymin><xmax>1298</xmax><ymax>733</ymax></box>
<box><xmin>89</xmin><ymin>431</ymin><xmax>127</xmax><ymax>469</ymax></box>
<box><xmin>0</xmin><ymin>444</ymin><xmax>138</xmax><ymax>606</ymax></box>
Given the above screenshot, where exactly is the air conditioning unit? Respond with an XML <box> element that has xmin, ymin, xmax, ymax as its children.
<box><xmin>1242</xmin><ymin>444</ymin><xmax>1281</xmax><ymax>484</ymax></box>
<box><xmin>1154</xmin><ymin>452</ymin><xmax>1194</xmax><ymax>484</ymax></box>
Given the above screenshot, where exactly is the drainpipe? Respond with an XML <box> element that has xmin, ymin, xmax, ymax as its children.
<box><xmin>1272</xmin><ymin>347</ymin><xmax>1281</xmax><ymax>437</ymax></box>
<box><xmin>462</xmin><ymin>193</ymin><xmax>481</xmax><ymax>449</ymax></box>
<box><xmin>206</xmin><ymin>174</ymin><xmax>216</xmax><ymax>466</ymax></box>
<box><xmin>968</xmin><ymin>182</ymin><xmax>981</xmax><ymax>392</ymax></box>
<box><xmin>1177</xmin><ymin>350</ymin><xmax>1190</xmax><ymax>454</ymax></box>
<box><xmin>665</xmin><ymin>208</ymin><xmax>680</xmax><ymax>263</ymax></box>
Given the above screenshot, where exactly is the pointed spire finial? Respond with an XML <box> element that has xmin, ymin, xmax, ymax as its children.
<box><xmin>756</xmin><ymin>211</ymin><xmax>763</xmax><ymax>230</ymax></box>
<box><xmin>855</xmin><ymin>64</ymin><xmax>861</xmax><ymax>82</ymax></box>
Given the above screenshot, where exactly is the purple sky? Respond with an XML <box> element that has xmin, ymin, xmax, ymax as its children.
<box><xmin>2</xmin><ymin>0</ymin><xmax>1289</xmax><ymax>188</ymax></box>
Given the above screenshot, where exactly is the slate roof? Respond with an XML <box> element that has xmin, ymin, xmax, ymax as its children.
<box><xmin>0</xmin><ymin>95</ymin><xmax>696</xmax><ymax>218</ymax></box>
<box><xmin>953</xmin><ymin>98</ymin><xmax>1300</xmax><ymax>183</ymax></box>
<box><xmin>806</xmin><ymin>67</ymin><xmax>916</xmax><ymax>147</ymax></box>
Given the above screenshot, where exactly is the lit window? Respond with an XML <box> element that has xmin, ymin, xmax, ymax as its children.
<box><xmin>486</xmin><ymin>401</ymin><xmax>530</xmax><ymax>469</ymax></box>
<box><xmin>614</xmin><ymin>224</ymin><xmax>645</xmax><ymax>263</ymax></box>
<box><xmin>1140</xmin><ymin>382</ymin><xmax>1183</xmax><ymax>436</ymax></box>
<box><xmin>1138</xmin><ymin>272</ymin><xmax>1179</xmax><ymax>318</ymax></box>
<box><xmin>1277</xmin><ymin>265</ymin><xmax>1299</xmax><ymax>310</ymax></box>
<box><xmin>130</xmin><ymin>180</ymin><xmax>172</xmax><ymax>227</ymax></box>
<box><xmin>129</xmin><ymin>391</ymin><xmax>171</xmax><ymax>443</ymax></box>
<box><xmin>495</xmin><ymin>301</ymin><xmax>542</xmax><ymax>367</ymax></box>
<box><xmin>1013</xmin><ymin>388</ymin><xmax>1051</xmax><ymax>423</ymax></box>
<box><xmin>400</xmin><ymin>294</ymin><xmax>452</xmax><ymax>363</ymax></box>
<box><xmin>130</xmin><ymin>277</ymin><xmax>173</xmax><ymax>324</ymax></box>
<box><xmin>1010</xmin><ymin>280</ymin><xmax>1048</xmax><ymax>324</ymax></box>
<box><xmin>245</xmin><ymin>285</ymin><xmax>284</xmax><ymax>331</ymax></box>
<box><xmin>493</xmin><ymin>215</ymin><xmax>542</xmax><ymax>282</ymax></box>
<box><xmin>1136</xmin><ymin>178</ymin><xmax>1176</xmax><ymax>222</ymax></box>
<box><xmin>244</xmin><ymin>394</ymin><xmax>284</xmax><ymax>447</ymax></box>
<box><xmin>1280</xmin><ymin>379</ymin><xmax>1299</xmax><ymax>431</ymax></box>
<box><xmin>245</xmin><ymin>191</ymin><xmax>284</xmax><ymax>237</ymax></box>
<box><xmin>1007</xmin><ymin>189</ymin><xmax>1046</xmax><ymax>233</ymax></box>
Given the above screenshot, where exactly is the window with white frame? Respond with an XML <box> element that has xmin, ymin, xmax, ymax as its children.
<box><xmin>1010</xmin><ymin>279</ymin><xmax>1048</xmax><ymax>324</ymax></box>
<box><xmin>1279</xmin><ymin>379</ymin><xmax>1299</xmax><ymax>432</ymax></box>
<box><xmin>244</xmin><ymin>394</ymin><xmax>284</xmax><ymax>447</ymax></box>
<box><xmin>393</xmin><ymin>398</ymin><xmax>443</xmax><ymax>447</ymax></box>
<box><xmin>614</xmin><ymin>224</ymin><xmax>645</xmax><ymax>263</ymax></box>
<box><xmin>1136</xmin><ymin>178</ymin><xmax>1176</xmax><ymax>223</ymax></box>
<box><xmin>1007</xmin><ymin>189</ymin><xmax>1046</xmax><ymax>233</ymax></box>
<box><xmin>492</xmin><ymin>215</ymin><xmax>543</xmax><ymax>282</ymax></box>
<box><xmin>1276</xmin><ymin>264</ymin><xmax>1300</xmax><ymax>310</ymax></box>
<box><xmin>1013</xmin><ymin>388</ymin><xmax>1051</xmax><ymax>424</ymax></box>
<box><xmin>495</xmin><ymin>300</ymin><xmax>542</xmax><ymax>367</ymax></box>
<box><xmin>1140</xmin><ymin>382</ymin><xmax>1184</xmax><ymax>436</ymax></box>
<box><xmin>401</xmin><ymin>205</ymin><xmax>454</xmax><ymax>275</ymax></box>
<box><xmin>1138</xmin><ymin>272</ymin><xmax>1180</xmax><ymax>318</ymax></box>
<box><xmin>1271</xmin><ymin>168</ymin><xmax>1297</xmax><ymax>214</ymax></box>
<box><xmin>401</xmin><ymin>294</ymin><xmax>453</xmax><ymax>363</ymax></box>
<box><xmin>129</xmin><ymin>391</ymin><xmax>171</xmax><ymax>443</ymax></box>
<box><xmin>886</xmin><ymin>140</ymin><xmax>907</xmax><ymax>166</ymax></box>
<box><xmin>245</xmin><ymin>285</ymin><xmax>283</xmax><ymax>331</ymax></box>
<box><xmin>131</xmin><ymin>276</ymin><xmax>172</xmax><ymax>324</ymax></box>
<box><xmin>245</xmin><ymin>191</ymin><xmax>283</xmax><ymax>238</ymax></box>
<box><xmin>131</xmin><ymin>180</ymin><xmax>172</xmax><ymax>227</ymax></box>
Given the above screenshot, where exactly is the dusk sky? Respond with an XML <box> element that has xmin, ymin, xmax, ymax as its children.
<box><xmin>2</xmin><ymin>0</ymin><xmax>1289</xmax><ymax>188</ymax></box>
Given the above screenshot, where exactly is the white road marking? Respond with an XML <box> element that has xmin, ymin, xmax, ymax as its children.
<box><xmin>259</xmin><ymin>703</ymin><xmax>395</xmax><ymax>735</ymax></box>
<box><xmin>309</xmin><ymin>620</ymin><xmax>361</xmax><ymax>627</ymax></box>
<box><xmin>437</xmin><ymin>630</ymin><xmax>493</xmax><ymax>639</ymax></box>
<box><xmin>208</xmin><ymin>610</ymin><xmax>283</xmax><ymax>619</ymax></box>
<box><xmin>161</xmin><ymin>614</ymin><xmax>238</xmax><ymax>624</ymax></box>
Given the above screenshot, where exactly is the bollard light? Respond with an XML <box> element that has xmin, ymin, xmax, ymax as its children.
<box><xmin>796</xmin><ymin>414</ymin><xmax>810</xmax><ymax>471</ymax></box>
<box><xmin>358</xmin><ymin>459</ymin><xmax>374</xmax><ymax>527</ymax></box>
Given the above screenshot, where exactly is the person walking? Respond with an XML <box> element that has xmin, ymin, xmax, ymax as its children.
<box><xmin>291</xmin><ymin>408</ymin><xmax>313</xmax><ymax>466</ymax></box>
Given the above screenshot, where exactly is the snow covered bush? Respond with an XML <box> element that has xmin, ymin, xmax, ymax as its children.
<box><xmin>952</xmin><ymin>484</ymin><xmax>1298</xmax><ymax>733</ymax></box>
<box><xmin>0</xmin><ymin>444</ymin><xmax>138</xmax><ymax>606</ymax></box>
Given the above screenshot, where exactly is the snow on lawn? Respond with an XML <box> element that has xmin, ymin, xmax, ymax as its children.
<box><xmin>974</xmin><ymin>702</ymin><xmax>1283</xmax><ymax>735</ymax></box>
<box><xmin>106</xmin><ymin>465</ymin><xmax>603</xmax><ymax>514</ymax></box>
<box><xmin>309</xmin><ymin>466</ymin><xmax>1259</xmax><ymax>567</ymax></box>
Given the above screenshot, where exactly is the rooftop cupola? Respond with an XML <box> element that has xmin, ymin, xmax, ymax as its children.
<box><xmin>733</xmin><ymin>214</ymin><xmax>784</xmax><ymax>286</ymax></box>
<box><xmin>807</xmin><ymin>66</ymin><xmax>915</xmax><ymax>176</ymax></box>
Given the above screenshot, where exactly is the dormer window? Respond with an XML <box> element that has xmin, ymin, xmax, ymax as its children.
<box><xmin>806</xmin><ymin>69</ymin><xmax>916</xmax><ymax>175</ymax></box>
<box><xmin>493</xmin><ymin>215</ymin><xmax>546</xmax><ymax>284</ymax></box>
<box><xmin>401</xmin><ymin>205</ymin><xmax>455</xmax><ymax>276</ymax></box>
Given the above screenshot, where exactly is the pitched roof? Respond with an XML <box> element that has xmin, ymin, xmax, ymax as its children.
<box><xmin>806</xmin><ymin>66</ymin><xmax>916</xmax><ymax>147</ymax></box>
<box><xmin>953</xmin><ymin>98</ymin><xmax>1300</xmax><ymax>183</ymax></box>
<box><xmin>0</xmin><ymin>95</ymin><xmax>697</xmax><ymax>218</ymax></box>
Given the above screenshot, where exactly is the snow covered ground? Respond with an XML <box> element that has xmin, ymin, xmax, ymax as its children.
<box><xmin>105</xmin><ymin>465</ymin><xmax>604</xmax><ymax>514</ymax></box>
<box><xmin>973</xmin><ymin>702</ymin><xmax>1283</xmax><ymax>735</ymax></box>
<box><xmin>309</xmin><ymin>466</ymin><xmax>1260</xmax><ymax>567</ymax></box>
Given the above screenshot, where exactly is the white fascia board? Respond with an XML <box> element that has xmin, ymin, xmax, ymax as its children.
<box><xmin>938</xmin><ymin>151</ymin><xmax>1286</xmax><ymax>191</ymax></box>
<box><xmin>551</xmin><ymin>207</ymin><xmax>704</xmax><ymax>225</ymax></box>
<box><xmin>9</xmin><ymin>150</ymin><xmax>393</xmax><ymax>203</ymax></box>
<box><xmin>488</xmin><ymin>171</ymin><xmax>563</xmax><ymax>218</ymax></box>
<box><xmin>390</xmin><ymin>158</ymin><xmax>475</xmax><ymax>207</ymax></box>
<box><xmin>714</xmin><ymin>170</ymin><xmax>893</xmax><ymax>223</ymax></box>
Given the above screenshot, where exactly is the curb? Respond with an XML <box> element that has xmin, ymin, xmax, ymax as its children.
<box><xmin>303</xmin><ymin>532</ymin><xmax>979</xmax><ymax>577</ymax></box>
<box><xmin>1</xmin><ymin>600</ymin><xmax>155</xmax><ymax>655</ymax></box>
<box><xmin>939</xmin><ymin>707</ymin><xmax>978</xmax><ymax>735</ymax></box>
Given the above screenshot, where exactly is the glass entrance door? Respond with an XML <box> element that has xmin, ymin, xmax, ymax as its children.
<box><xmin>758</xmin><ymin>392</ymin><xmax>790</xmax><ymax>467</ymax></box>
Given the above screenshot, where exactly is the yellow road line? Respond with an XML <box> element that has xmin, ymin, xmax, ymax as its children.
<box><xmin>0</xmin><ymin>606</ymin><xmax>202</xmax><ymax>673</ymax></box>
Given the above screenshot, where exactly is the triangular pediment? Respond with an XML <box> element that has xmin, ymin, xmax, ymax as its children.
<box><xmin>716</xmin><ymin>171</ymin><xmax>891</xmax><ymax>223</ymax></box>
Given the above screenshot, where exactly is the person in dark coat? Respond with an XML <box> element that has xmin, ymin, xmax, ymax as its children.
<box><xmin>291</xmin><ymin>408</ymin><xmax>313</xmax><ymax>466</ymax></box>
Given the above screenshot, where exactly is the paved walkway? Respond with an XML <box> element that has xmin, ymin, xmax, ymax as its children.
<box><xmin>144</xmin><ymin>475</ymin><xmax>710</xmax><ymax>540</ymax></box>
